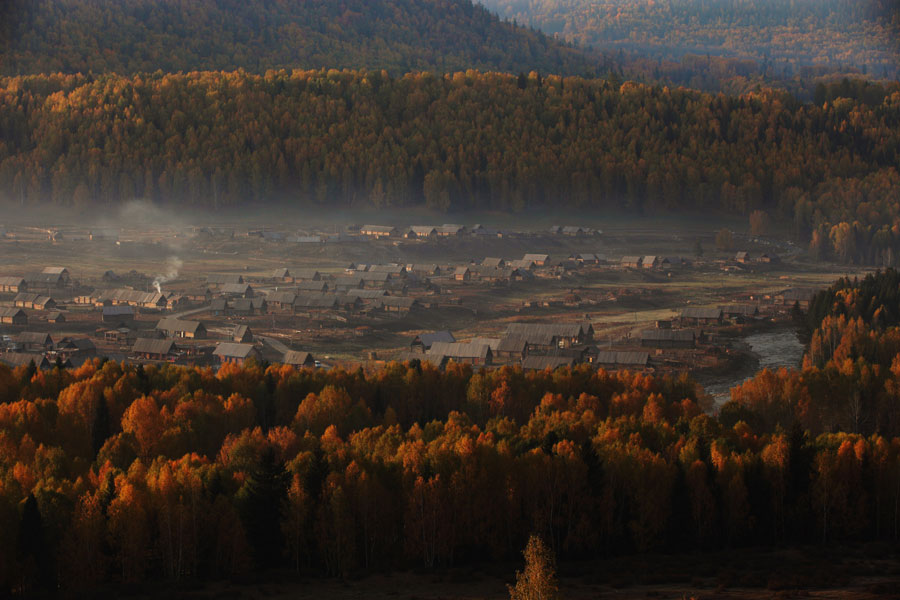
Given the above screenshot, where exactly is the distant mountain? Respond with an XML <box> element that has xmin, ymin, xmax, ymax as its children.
<box><xmin>478</xmin><ymin>0</ymin><xmax>900</xmax><ymax>80</ymax></box>
<box><xmin>0</xmin><ymin>0</ymin><xmax>593</xmax><ymax>76</ymax></box>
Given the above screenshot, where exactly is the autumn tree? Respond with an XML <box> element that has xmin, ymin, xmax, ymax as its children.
<box><xmin>749</xmin><ymin>210</ymin><xmax>771</xmax><ymax>236</ymax></box>
<box><xmin>509</xmin><ymin>534</ymin><xmax>560</xmax><ymax>600</ymax></box>
<box><xmin>715</xmin><ymin>228</ymin><xmax>734</xmax><ymax>251</ymax></box>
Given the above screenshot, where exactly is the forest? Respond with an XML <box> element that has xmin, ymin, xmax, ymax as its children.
<box><xmin>1</xmin><ymin>70</ymin><xmax>900</xmax><ymax>260</ymax></box>
<box><xmin>0</xmin><ymin>0</ymin><xmax>590</xmax><ymax>77</ymax></box>
<box><xmin>4</xmin><ymin>264</ymin><xmax>900</xmax><ymax>593</ymax></box>
<box><xmin>479</xmin><ymin>0</ymin><xmax>900</xmax><ymax>80</ymax></box>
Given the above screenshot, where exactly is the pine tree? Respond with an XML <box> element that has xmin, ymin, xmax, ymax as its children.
<box><xmin>238</xmin><ymin>447</ymin><xmax>290</xmax><ymax>569</ymax></box>
<box><xmin>91</xmin><ymin>397</ymin><xmax>111</xmax><ymax>458</ymax></box>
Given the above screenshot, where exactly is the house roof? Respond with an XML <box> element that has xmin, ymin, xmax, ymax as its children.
<box><xmin>133</xmin><ymin>338</ymin><xmax>175</xmax><ymax>355</ymax></box>
<box><xmin>506</xmin><ymin>322</ymin><xmax>592</xmax><ymax>344</ymax></box>
<box><xmin>482</xmin><ymin>257</ymin><xmax>505</xmax><ymax>267</ymax></box>
<box><xmin>15</xmin><ymin>332</ymin><xmax>52</xmax><ymax>345</ymax></box>
<box><xmin>267</xmin><ymin>291</ymin><xmax>298</xmax><ymax>304</ymax></box>
<box><xmin>640</xmin><ymin>329</ymin><xmax>696</xmax><ymax>342</ymax></box>
<box><xmin>0</xmin><ymin>353</ymin><xmax>50</xmax><ymax>369</ymax></box>
<box><xmin>428</xmin><ymin>341</ymin><xmax>492</xmax><ymax>360</ymax></box>
<box><xmin>0</xmin><ymin>308</ymin><xmax>25</xmax><ymax>318</ymax></box>
<box><xmin>497</xmin><ymin>335</ymin><xmax>529</xmax><ymax>353</ymax></box>
<box><xmin>521</xmin><ymin>356</ymin><xmax>575</xmax><ymax>370</ymax></box>
<box><xmin>343</xmin><ymin>289</ymin><xmax>387</xmax><ymax>300</ymax></box>
<box><xmin>102</xmin><ymin>306</ymin><xmax>134</xmax><ymax>316</ymax></box>
<box><xmin>595</xmin><ymin>351</ymin><xmax>650</xmax><ymax>366</ymax></box>
<box><xmin>621</xmin><ymin>256</ymin><xmax>642</xmax><ymax>264</ymax></box>
<box><xmin>361</xmin><ymin>225</ymin><xmax>396</xmax><ymax>233</ymax></box>
<box><xmin>0</xmin><ymin>277</ymin><xmax>25</xmax><ymax>286</ymax></box>
<box><xmin>415</xmin><ymin>331</ymin><xmax>456</xmax><ymax>348</ymax></box>
<box><xmin>410</xmin><ymin>226</ymin><xmax>437</xmax><ymax>235</ymax></box>
<box><xmin>523</xmin><ymin>254</ymin><xmax>549</xmax><ymax>262</ymax></box>
<box><xmin>213</xmin><ymin>343</ymin><xmax>256</xmax><ymax>359</ymax></box>
<box><xmin>221</xmin><ymin>283</ymin><xmax>251</xmax><ymax>294</ymax></box>
<box><xmin>368</xmin><ymin>264</ymin><xmax>406</xmax><ymax>274</ymax></box>
<box><xmin>282</xmin><ymin>350</ymin><xmax>314</xmax><ymax>366</ymax></box>
<box><xmin>679</xmin><ymin>307</ymin><xmax>723</xmax><ymax>320</ymax></box>
<box><xmin>156</xmin><ymin>318</ymin><xmax>205</xmax><ymax>334</ymax></box>
<box><xmin>292</xmin><ymin>269</ymin><xmax>321</xmax><ymax>280</ymax></box>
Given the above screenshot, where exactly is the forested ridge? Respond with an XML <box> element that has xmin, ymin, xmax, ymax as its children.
<box><xmin>479</xmin><ymin>0</ymin><xmax>900</xmax><ymax>80</ymax></box>
<box><xmin>726</xmin><ymin>269</ymin><xmax>900</xmax><ymax>435</ymax></box>
<box><xmin>0</xmin><ymin>0</ymin><xmax>590</xmax><ymax>76</ymax></box>
<box><xmin>2</xmin><ymin>347</ymin><xmax>900</xmax><ymax>592</ymax></box>
<box><xmin>2</xmin><ymin>70</ymin><xmax>900</xmax><ymax>240</ymax></box>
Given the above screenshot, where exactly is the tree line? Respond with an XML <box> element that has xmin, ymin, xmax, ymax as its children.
<box><xmin>0</xmin><ymin>70</ymin><xmax>899</xmax><ymax>245</ymax></box>
<box><xmin>0</xmin><ymin>349</ymin><xmax>898</xmax><ymax>593</ymax></box>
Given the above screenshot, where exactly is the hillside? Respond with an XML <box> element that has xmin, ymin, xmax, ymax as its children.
<box><xmin>2</xmin><ymin>70</ymin><xmax>899</xmax><ymax>261</ymax></box>
<box><xmin>479</xmin><ymin>0</ymin><xmax>900</xmax><ymax>80</ymax></box>
<box><xmin>0</xmin><ymin>0</ymin><xmax>591</xmax><ymax>76</ymax></box>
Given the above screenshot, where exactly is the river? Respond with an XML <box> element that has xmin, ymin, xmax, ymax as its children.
<box><xmin>703</xmin><ymin>328</ymin><xmax>806</xmax><ymax>408</ymax></box>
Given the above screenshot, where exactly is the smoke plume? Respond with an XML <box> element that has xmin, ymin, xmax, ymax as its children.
<box><xmin>153</xmin><ymin>256</ymin><xmax>183</xmax><ymax>294</ymax></box>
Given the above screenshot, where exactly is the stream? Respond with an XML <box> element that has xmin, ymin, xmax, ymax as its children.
<box><xmin>703</xmin><ymin>329</ymin><xmax>805</xmax><ymax>408</ymax></box>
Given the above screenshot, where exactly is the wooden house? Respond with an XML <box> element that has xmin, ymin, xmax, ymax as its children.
<box><xmin>14</xmin><ymin>332</ymin><xmax>53</xmax><ymax>352</ymax></box>
<box><xmin>282</xmin><ymin>351</ymin><xmax>315</xmax><ymax>368</ymax></box>
<box><xmin>213</xmin><ymin>343</ymin><xmax>260</xmax><ymax>366</ymax></box>
<box><xmin>156</xmin><ymin>318</ymin><xmax>207</xmax><ymax>339</ymax></box>
<box><xmin>427</xmin><ymin>341</ymin><xmax>493</xmax><ymax>366</ymax></box>
<box><xmin>0</xmin><ymin>277</ymin><xmax>26</xmax><ymax>293</ymax></box>
<box><xmin>679</xmin><ymin>307</ymin><xmax>724</xmax><ymax>326</ymax></box>
<box><xmin>360</xmin><ymin>225</ymin><xmax>398</xmax><ymax>238</ymax></box>
<box><xmin>454</xmin><ymin>267</ymin><xmax>471</xmax><ymax>282</ymax></box>
<box><xmin>232</xmin><ymin>325</ymin><xmax>253</xmax><ymax>343</ymax></box>
<box><xmin>0</xmin><ymin>308</ymin><xmax>27</xmax><ymax>325</ymax></box>
<box><xmin>132</xmin><ymin>339</ymin><xmax>177</xmax><ymax>361</ymax></box>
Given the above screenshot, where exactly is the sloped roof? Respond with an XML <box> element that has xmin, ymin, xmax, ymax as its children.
<box><xmin>15</xmin><ymin>332</ymin><xmax>52</xmax><ymax>345</ymax></box>
<box><xmin>213</xmin><ymin>343</ymin><xmax>256</xmax><ymax>359</ymax></box>
<box><xmin>595</xmin><ymin>351</ymin><xmax>650</xmax><ymax>366</ymax></box>
<box><xmin>640</xmin><ymin>329</ymin><xmax>696</xmax><ymax>342</ymax></box>
<box><xmin>415</xmin><ymin>331</ymin><xmax>456</xmax><ymax>348</ymax></box>
<box><xmin>133</xmin><ymin>338</ymin><xmax>175</xmax><ymax>355</ymax></box>
<box><xmin>282</xmin><ymin>350</ymin><xmax>314</xmax><ymax>366</ymax></box>
<box><xmin>679</xmin><ymin>307</ymin><xmax>723</xmax><ymax>320</ymax></box>
<box><xmin>521</xmin><ymin>356</ymin><xmax>575</xmax><ymax>370</ymax></box>
<box><xmin>428</xmin><ymin>341</ymin><xmax>492</xmax><ymax>360</ymax></box>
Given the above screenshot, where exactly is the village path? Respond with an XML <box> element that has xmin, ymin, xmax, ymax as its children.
<box><xmin>170</xmin><ymin>305</ymin><xmax>210</xmax><ymax>319</ymax></box>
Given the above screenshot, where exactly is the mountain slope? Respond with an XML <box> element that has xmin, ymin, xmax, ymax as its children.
<box><xmin>0</xmin><ymin>0</ymin><xmax>592</xmax><ymax>76</ymax></box>
<box><xmin>478</xmin><ymin>0</ymin><xmax>900</xmax><ymax>80</ymax></box>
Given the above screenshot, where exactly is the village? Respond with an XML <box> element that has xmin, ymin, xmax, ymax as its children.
<box><xmin>0</xmin><ymin>219</ymin><xmax>841</xmax><ymax>387</ymax></box>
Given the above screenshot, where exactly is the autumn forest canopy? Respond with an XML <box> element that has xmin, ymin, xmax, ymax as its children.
<box><xmin>2</xmin><ymin>71</ymin><xmax>900</xmax><ymax>225</ymax></box>
<box><xmin>3</xmin><ymin>272</ymin><xmax>900</xmax><ymax>593</ymax></box>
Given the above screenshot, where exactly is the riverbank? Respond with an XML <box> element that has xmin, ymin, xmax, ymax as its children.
<box><xmin>694</xmin><ymin>322</ymin><xmax>805</xmax><ymax>408</ymax></box>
